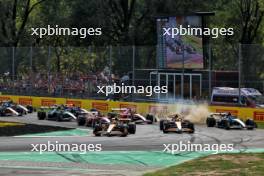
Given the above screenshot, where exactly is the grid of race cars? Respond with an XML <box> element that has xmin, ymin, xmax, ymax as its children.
<box><xmin>0</xmin><ymin>100</ymin><xmax>258</xmax><ymax>137</ymax></box>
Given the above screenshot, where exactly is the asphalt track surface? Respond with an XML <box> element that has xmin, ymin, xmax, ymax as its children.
<box><xmin>0</xmin><ymin>113</ymin><xmax>264</xmax><ymax>152</ymax></box>
<box><xmin>0</xmin><ymin>113</ymin><xmax>264</xmax><ymax>175</ymax></box>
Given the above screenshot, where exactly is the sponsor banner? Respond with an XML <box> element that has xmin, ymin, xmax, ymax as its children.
<box><xmin>120</xmin><ymin>104</ymin><xmax>137</xmax><ymax>111</ymax></box>
<box><xmin>216</xmin><ymin>109</ymin><xmax>238</xmax><ymax>116</ymax></box>
<box><xmin>1</xmin><ymin>95</ymin><xmax>264</xmax><ymax>121</ymax></box>
<box><xmin>92</xmin><ymin>102</ymin><xmax>108</xmax><ymax>111</ymax></box>
<box><xmin>41</xmin><ymin>99</ymin><xmax>56</xmax><ymax>106</ymax></box>
<box><xmin>254</xmin><ymin>112</ymin><xmax>264</xmax><ymax>121</ymax></box>
<box><xmin>66</xmin><ymin>100</ymin><xmax>82</xmax><ymax>107</ymax></box>
<box><xmin>0</xmin><ymin>96</ymin><xmax>11</xmax><ymax>101</ymax></box>
<box><xmin>149</xmin><ymin>105</ymin><xmax>168</xmax><ymax>118</ymax></box>
<box><xmin>19</xmin><ymin>98</ymin><xmax>32</xmax><ymax>105</ymax></box>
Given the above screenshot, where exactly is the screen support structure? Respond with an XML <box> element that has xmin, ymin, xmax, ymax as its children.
<box><xmin>150</xmin><ymin>72</ymin><xmax>202</xmax><ymax>102</ymax></box>
<box><xmin>181</xmin><ymin>45</ymin><xmax>185</xmax><ymax>98</ymax></box>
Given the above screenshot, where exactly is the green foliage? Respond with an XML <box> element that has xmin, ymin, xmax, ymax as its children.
<box><xmin>0</xmin><ymin>0</ymin><xmax>263</xmax><ymax>78</ymax></box>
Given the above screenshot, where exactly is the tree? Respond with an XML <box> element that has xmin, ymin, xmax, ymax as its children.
<box><xmin>100</xmin><ymin>0</ymin><xmax>136</xmax><ymax>44</ymax></box>
<box><xmin>239</xmin><ymin>0</ymin><xmax>264</xmax><ymax>44</ymax></box>
<box><xmin>210</xmin><ymin>0</ymin><xmax>264</xmax><ymax>89</ymax></box>
<box><xmin>0</xmin><ymin>0</ymin><xmax>47</xmax><ymax>47</ymax></box>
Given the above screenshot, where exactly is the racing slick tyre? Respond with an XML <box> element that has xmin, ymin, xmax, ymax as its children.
<box><xmin>91</xmin><ymin>119</ymin><xmax>97</xmax><ymax>128</ymax></box>
<box><xmin>108</xmin><ymin>112</ymin><xmax>117</xmax><ymax>119</ymax></box>
<box><xmin>77</xmin><ymin>117</ymin><xmax>86</xmax><ymax>126</ymax></box>
<box><xmin>245</xmin><ymin>119</ymin><xmax>255</xmax><ymax>130</ymax></box>
<box><xmin>56</xmin><ymin>114</ymin><xmax>63</xmax><ymax>122</ymax></box>
<box><xmin>146</xmin><ymin>114</ymin><xmax>154</xmax><ymax>124</ymax></box>
<box><xmin>163</xmin><ymin>129</ymin><xmax>169</xmax><ymax>133</ymax></box>
<box><xmin>128</xmin><ymin>123</ymin><xmax>136</xmax><ymax>134</ymax></box>
<box><xmin>37</xmin><ymin>112</ymin><xmax>46</xmax><ymax>120</ymax></box>
<box><xmin>20</xmin><ymin>108</ymin><xmax>27</xmax><ymax>115</ymax></box>
<box><xmin>120</xmin><ymin>127</ymin><xmax>128</xmax><ymax>137</ymax></box>
<box><xmin>162</xmin><ymin>122</ymin><xmax>169</xmax><ymax>133</ymax></box>
<box><xmin>93</xmin><ymin>125</ymin><xmax>102</xmax><ymax>136</ymax></box>
<box><xmin>160</xmin><ymin>120</ymin><xmax>165</xmax><ymax>130</ymax></box>
<box><xmin>206</xmin><ymin>117</ymin><xmax>216</xmax><ymax>127</ymax></box>
<box><xmin>26</xmin><ymin>105</ymin><xmax>34</xmax><ymax>113</ymax></box>
<box><xmin>16</xmin><ymin>108</ymin><xmax>24</xmax><ymax>116</ymax></box>
<box><xmin>223</xmin><ymin>120</ymin><xmax>230</xmax><ymax>130</ymax></box>
<box><xmin>188</xmin><ymin>123</ymin><xmax>195</xmax><ymax>133</ymax></box>
<box><xmin>0</xmin><ymin>109</ymin><xmax>7</xmax><ymax>116</ymax></box>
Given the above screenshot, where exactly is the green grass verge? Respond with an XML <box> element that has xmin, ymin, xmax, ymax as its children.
<box><xmin>144</xmin><ymin>153</ymin><xmax>264</xmax><ymax>176</ymax></box>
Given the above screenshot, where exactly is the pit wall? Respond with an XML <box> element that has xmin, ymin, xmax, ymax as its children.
<box><xmin>0</xmin><ymin>95</ymin><xmax>264</xmax><ymax>122</ymax></box>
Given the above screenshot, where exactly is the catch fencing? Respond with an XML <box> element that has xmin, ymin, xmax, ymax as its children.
<box><xmin>0</xmin><ymin>44</ymin><xmax>263</xmax><ymax>102</ymax></box>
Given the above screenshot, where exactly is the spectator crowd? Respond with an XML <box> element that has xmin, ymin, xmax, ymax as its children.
<box><xmin>0</xmin><ymin>68</ymin><xmax>130</xmax><ymax>98</ymax></box>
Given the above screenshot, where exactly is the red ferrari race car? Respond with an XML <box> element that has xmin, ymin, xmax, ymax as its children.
<box><xmin>108</xmin><ymin>108</ymin><xmax>156</xmax><ymax>124</ymax></box>
<box><xmin>76</xmin><ymin>108</ymin><xmax>104</xmax><ymax>127</ymax></box>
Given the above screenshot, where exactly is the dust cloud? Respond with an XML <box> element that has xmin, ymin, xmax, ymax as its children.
<box><xmin>169</xmin><ymin>102</ymin><xmax>210</xmax><ymax>124</ymax></box>
<box><xmin>183</xmin><ymin>104</ymin><xmax>210</xmax><ymax>124</ymax></box>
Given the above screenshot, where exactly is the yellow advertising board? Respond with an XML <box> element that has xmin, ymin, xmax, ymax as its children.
<box><xmin>1</xmin><ymin>95</ymin><xmax>264</xmax><ymax>122</ymax></box>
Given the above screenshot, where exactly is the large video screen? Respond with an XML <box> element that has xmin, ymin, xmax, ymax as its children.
<box><xmin>157</xmin><ymin>16</ymin><xmax>204</xmax><ymax>69</ymax></box>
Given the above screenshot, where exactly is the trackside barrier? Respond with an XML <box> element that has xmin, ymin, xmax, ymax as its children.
<box><xmin>0</xmin><ymin>95</ymin><xmax>264</xmax><ymax>122</ymax></box>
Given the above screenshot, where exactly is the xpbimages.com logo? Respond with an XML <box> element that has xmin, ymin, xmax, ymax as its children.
<box><xmin>163</xmin><ymin>25</ymin><xmax>234</xmax><ymax>39</ymax></box>
<box><xmin>31</xmin><ymin>141</ymin><xmax>102</xmax><ymax>154</ymax></box>
<box><xmin>163</xmin><ymin>141</ymin><xmax>234</xmax><ymax>154</ymax></box>
<box><xmin>97</xmin><ymin>83</ymin><xmax>168</xmax><ymax>97</ymax></box>
<box><xmin>31</xmin><ymin>25</ymin><xmax>102</xmax><ymax>38</ymax></box>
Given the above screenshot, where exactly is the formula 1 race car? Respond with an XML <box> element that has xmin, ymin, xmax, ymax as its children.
<box><xmin>37</xmin><ymin>105</ymin><xmax>81</xmax><ymax>121</ymax></box>
<box><xmin>206</xmin><ymin>113</ymin><xmax>257</xmax><ymax>130</ymax></box>
<box><xmin>159</xmin><ymin>114</ymin><xmax>195</xmax><ymax>134</ymax></box>
<box><xmin>93</xmin><ymin>116</ymin><xmax>136</xmax><ymax>137</ymax></box>
<box><xmin>76</xmin><ymin>108</ymin><xmax>101</xmax><ymax>127</ymax></box>
<box><xmin>109</xmin><ymin>108</ymin><xmax>156</xmax><ymax>124</ymax></box>
<box><xmin>0</xmin><ymin>101</ymin><xmax>32</xmax><ymax>116</ymax></box>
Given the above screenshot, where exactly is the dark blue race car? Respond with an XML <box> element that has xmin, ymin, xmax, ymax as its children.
<box><xmin>206</xmin><ymin>113</ymin><xmax>257</xmax><ymax>130</ymax></box>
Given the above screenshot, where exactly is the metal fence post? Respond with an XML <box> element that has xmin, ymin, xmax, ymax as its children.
<box><xmin>30</xmin><ymin>46</ymin><xmax>33</xmax><ymax>71</ymax></box>
<box><xmin>181</xmin><ymin>45</ymin><xmax>185</xmax><ymax>99</ymax></box>
<box><xmin>132</xmin><ymin>45</ymin><xmax>135</xmax><ymax>87</ymax></box>
<box><xmin>12</xmin><ymin>47</ymin><xmax>15</xmax><ymax>81</ymax></box>
<box><xmin>109</xmin><ymin>45</ymin><xmax>112</xmax><ymax>84</ymax></box>
<box><xmin>30</xmin><ymin>46</ymin><xmax>33</xmax><ymax>96</ymax></box>
<box><xmin>238</xmin><ymin>43</ymin><xmax>242</xmax><ymax>104</ymax></box>
<box><xmin>48</xmin><ymin>46</ymin><xmax>51</xmax><ymax>95</ymax></box>
<box><xmin>208</xmin><ymin>44</ymin><xmax>212</xmax><ymax>98</ymax></box>
<box><xmin>132</xmin><ymin>45</ymin><xmax>135</xmax><ymax>101</ymax></box>
<box><xmin>12</xmin><ymin>47</ymin><xmax>15</xmax><ymax>94</ymax></box>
